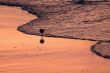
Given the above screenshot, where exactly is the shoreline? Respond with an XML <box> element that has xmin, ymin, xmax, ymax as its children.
<box><xmin>0</xmin><ymin>0</ymin><xmax>110</xmax><ymax>59</ymax></box>
<box><xmin>91</xmin><ymin>42</ymin><xmax>110</xmax><ymax>59</ymax></box>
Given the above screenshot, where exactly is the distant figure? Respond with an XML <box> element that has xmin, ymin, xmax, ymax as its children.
<box><xmin>72</xmin><ymin>0</ymin><xmax>85</xmax><ymax>4</ymax></box>
<box><xmin>39</xmin><ymin>29</ymin><xmax>45</xmax><ymax>44</ymax></box>
<box><xmin>40</xmin><ymin>39</ymin><xmax>45</xmax><ymax>44</ymax></box>
<box><xmin>39</xmin><ymin>29</ymin><xmax>44</xmax><ymax>34</ymax></box>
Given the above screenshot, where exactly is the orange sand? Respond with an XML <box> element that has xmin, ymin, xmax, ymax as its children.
<box><xmin>0</xmin><ymin>5</ymin><xmax>110</xmax><ymax>73</ymax></box>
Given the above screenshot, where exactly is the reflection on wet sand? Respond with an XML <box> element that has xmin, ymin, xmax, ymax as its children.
<box><xmin>40</xmin><ymin>37</ymin><xmax>45</xmax><ymax>44</ymax></box>
<box><xmin>0</xmin><ymin>5</ymin><xmax>110</xmax><ymax>73</ymax></box>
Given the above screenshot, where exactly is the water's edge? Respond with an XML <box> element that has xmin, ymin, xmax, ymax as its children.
<box><xmin>0</xmin><ymin>2</ymin><xmax>110</xmax><ymax>59</ymax></box>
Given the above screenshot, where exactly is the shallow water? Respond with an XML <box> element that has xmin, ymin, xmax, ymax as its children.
<box><xmin>0</xmin><ymin>5</ymin><xmax>110</xmax><ymax>73</ymax></box>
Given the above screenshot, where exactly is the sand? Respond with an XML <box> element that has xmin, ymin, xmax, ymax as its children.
<box><xmin>0</xmin><ymin>1</ymin><xmax>110</xmax><ymax>73</ymax></box>
<box><xmin>0</xmin><ymin>0</ymin><xmax>109</xmax><ymax>58</ymax></box>
<box><xmin>0</xmin><ymin>5</ymin><xmax>110</xmax><ymax>73</ymax></box>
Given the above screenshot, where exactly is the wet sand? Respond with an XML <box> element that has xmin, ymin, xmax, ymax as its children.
<box><xmin>0</xmin><ymin>5</ymin><xmax>110</xmax><ymax>73</ymax></box>
<box><xmin>0</xmin><ymin>0</ymin><xmax>110</xmax><ymax>59</ymax></box>
<box><xmin>0</xmin><ymin>5</ymin><xmax>36</xmax><ymax>28</ymax></box>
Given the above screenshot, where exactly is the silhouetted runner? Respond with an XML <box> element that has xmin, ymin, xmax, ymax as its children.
<box><xmin>39</xmin><ymin>29</ymin><xmax>45</xmax><ymax>44</ymax></box>
<box><xmin>39</xmin><ymin>29</ymin><xmax>44</xmax><ymax>34</ymax></box>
